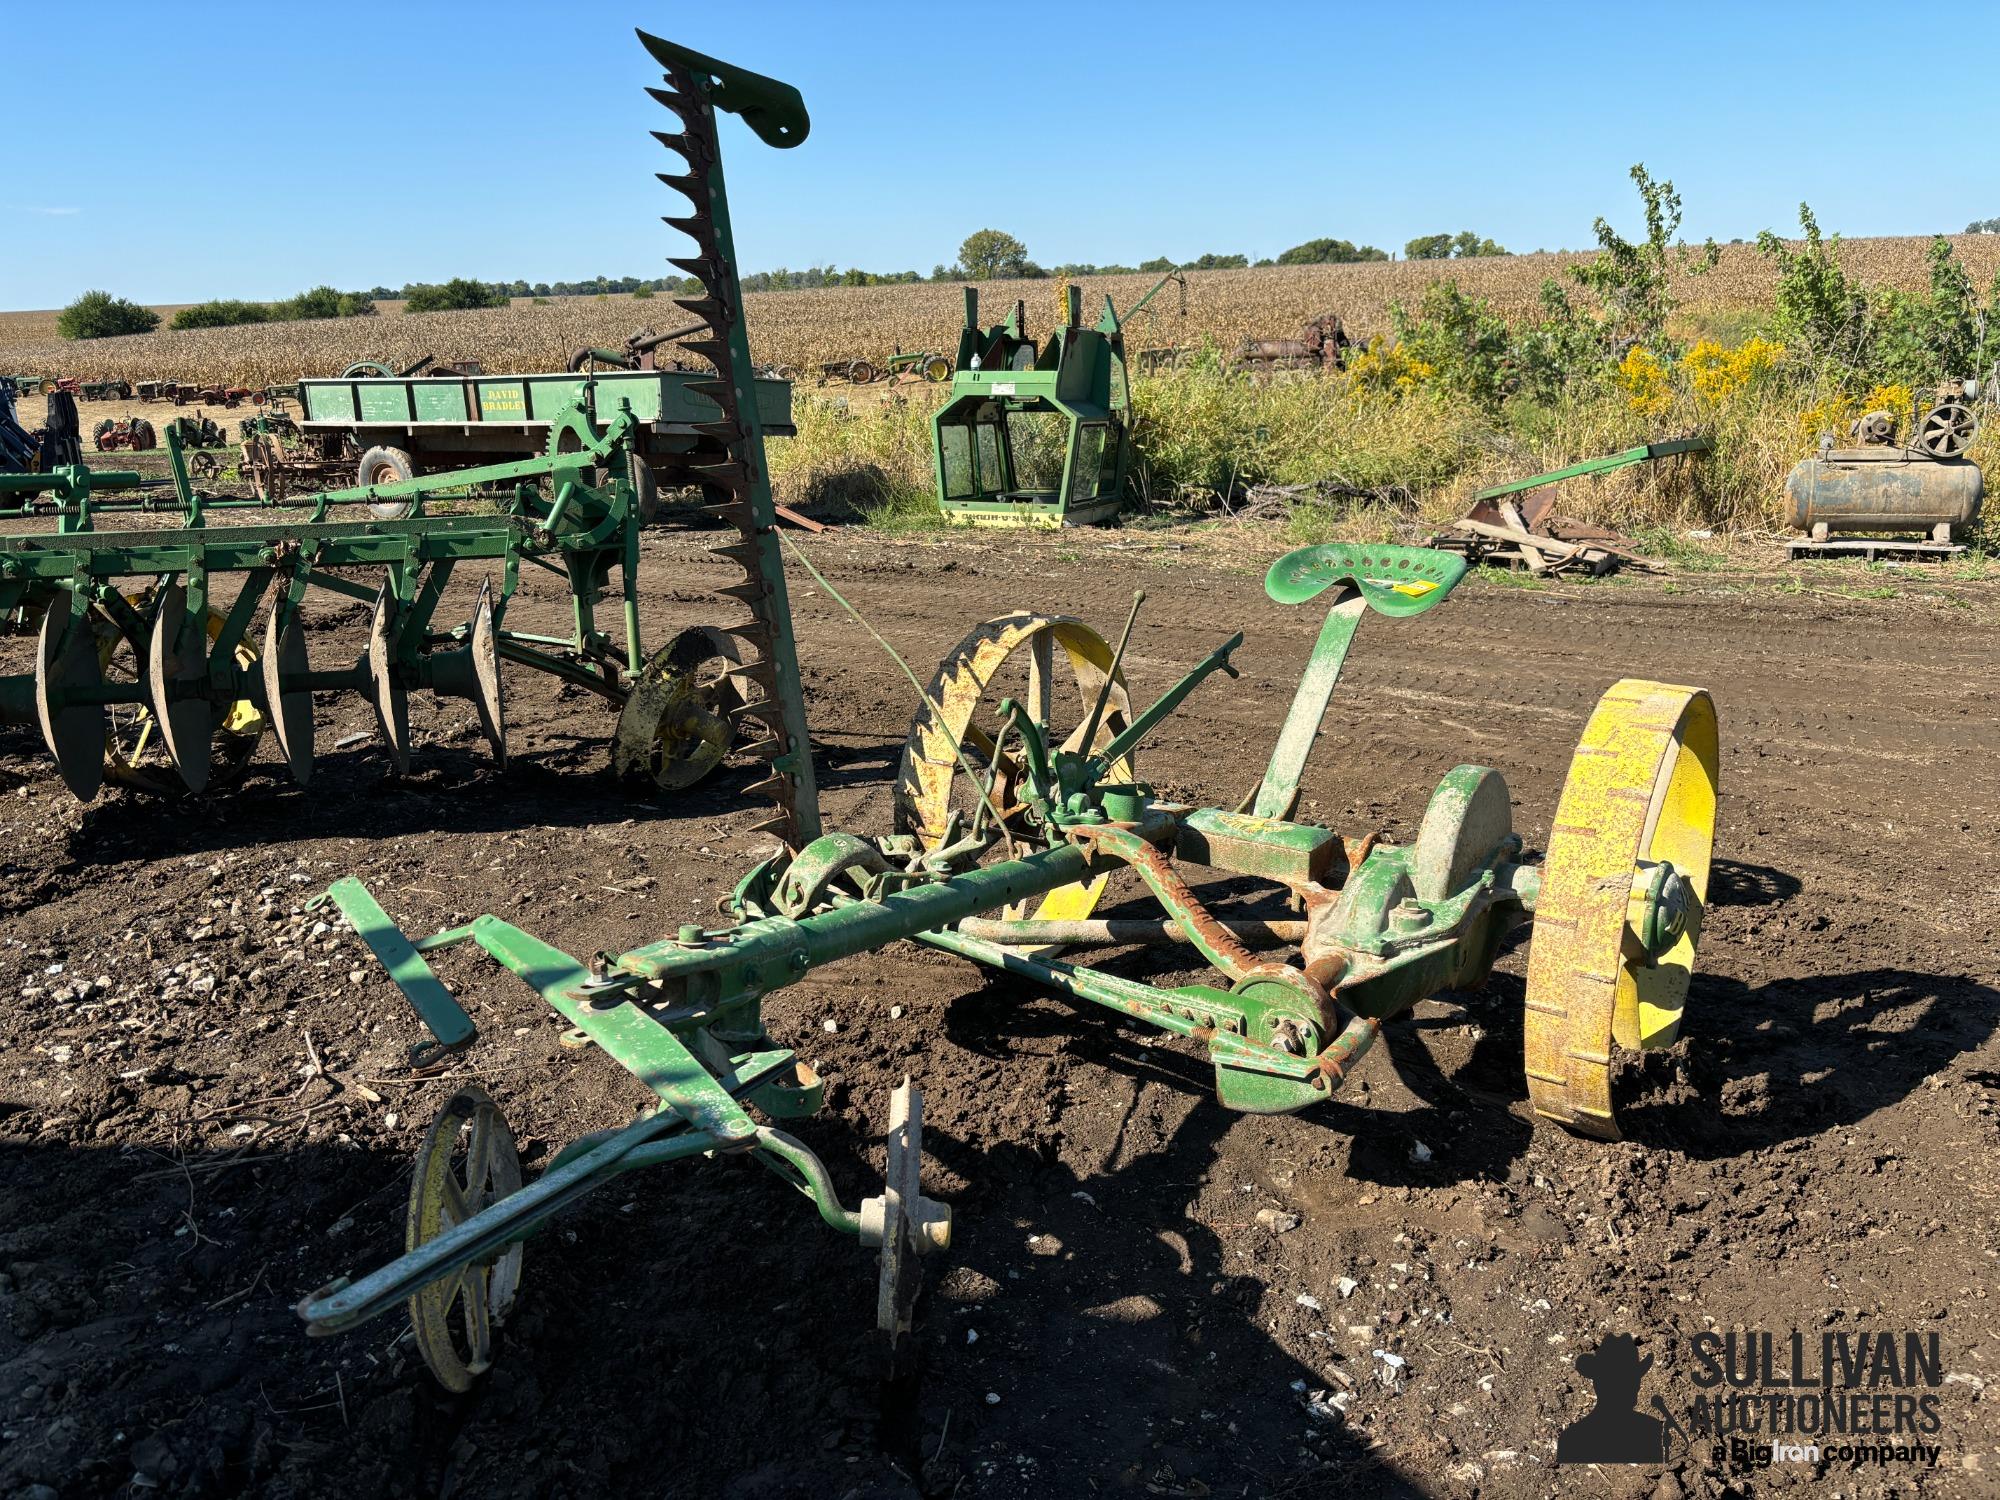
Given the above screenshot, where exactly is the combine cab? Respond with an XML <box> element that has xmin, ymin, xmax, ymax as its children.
<box><xmin>932</xmin><ymin>285</ymin><xmax>1135</xmax><ymax>528</ymax></box>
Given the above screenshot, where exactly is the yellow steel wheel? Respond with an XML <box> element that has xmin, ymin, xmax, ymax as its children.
<box><xmin>895</xmin><ymin>612</ymin><xmax>1133</xmax><ymax>921</ymax></box>
<box><xmin>1523</xmin><ymin>679</ymin><xmax>1718</xmax><ymax>1139</ymax></box>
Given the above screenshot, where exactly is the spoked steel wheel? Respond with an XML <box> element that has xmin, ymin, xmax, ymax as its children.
<box><xmin>895</xmin><ymin>612</ymin><xmax>1134</xmax><ymax>921</ymax></box>
<box><xmin>405</xmin><ymin>1086</ymin><xmax>524</xmax><ymax>1391</ymax></box>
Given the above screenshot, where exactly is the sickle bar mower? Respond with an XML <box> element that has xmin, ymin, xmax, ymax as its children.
<box><xmin>309</xmin><ymin>421</ymin><xmax>1718</xmax><ymax>1392</ymax></box>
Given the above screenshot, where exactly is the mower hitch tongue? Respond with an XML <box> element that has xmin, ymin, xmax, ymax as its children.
<box><xmin>298</xmin><ymin>35</ymin><xmax>1719</xmax><ymax>1391</ymax></box>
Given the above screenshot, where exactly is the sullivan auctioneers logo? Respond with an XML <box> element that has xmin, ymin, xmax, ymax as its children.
<box><xmin>1556</xmin><ymin>1330</ymin><xmax>1946</xmax><ymax>1472</ymax></box>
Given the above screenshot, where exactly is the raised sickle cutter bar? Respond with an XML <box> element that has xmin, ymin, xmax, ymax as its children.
<box><xmin>312</xmin><ymin>513</ymin><xmax>1717</xmax><ymax>1382</ymax></box>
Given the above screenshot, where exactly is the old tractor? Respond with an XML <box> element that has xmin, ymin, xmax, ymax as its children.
<box><xmin>162</xmin><ymin>412</ymin><xmax>227</xmax><ymax>451</ymax></box>
<box><xmin>90</xmin><ymin>416</ymin><xmax>157</xmax><ymax>453</ymax></box>
<box><xmin>297</xmin><ymin>35</ymin><xmax>1721</xmax><ymax>1392</ymax></box>
<box><xmin>819</xmin><ymin>348</ymin><xmax>954</xmax><ymax>386</ymax></box>
<box><xmin>1234</xmin><ymin>311</ymin><xmax>1355</xmax><ymax>375</ymax></box>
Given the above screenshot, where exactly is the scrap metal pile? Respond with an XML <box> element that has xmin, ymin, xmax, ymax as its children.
<box><xmin>1431</xmin><ymin>438</ymin><xmax>1710</xmax><ymax>576</ymax></box>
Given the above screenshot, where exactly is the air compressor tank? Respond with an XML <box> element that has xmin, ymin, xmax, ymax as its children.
<box><xmin>1784</xmin><ymin>448</ymin><xmax>1984</xmax><ymax>541</ymax></box>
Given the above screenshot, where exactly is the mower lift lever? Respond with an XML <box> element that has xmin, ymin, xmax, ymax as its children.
<box><xmin>1091</xmin><ymin>631</ymin><xmax>1243</xmax><ymax>777</ymax></box>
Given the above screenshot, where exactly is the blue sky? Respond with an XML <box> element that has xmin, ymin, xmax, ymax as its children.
<box><xmin>5</xmin><ymin>0</ymin><xmax>1994</xmax><ymax>309</ymax></box>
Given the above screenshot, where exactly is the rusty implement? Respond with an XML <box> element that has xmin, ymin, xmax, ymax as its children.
<box><xmin>1431</xmin><ymin>437</ymin><xmax>1710</xmax><ymax>575</ymax></box>
<box><xmin>1232</xmin><ymin>312</ymin><xmax>1355</xmax><ymax>375</ymax></box>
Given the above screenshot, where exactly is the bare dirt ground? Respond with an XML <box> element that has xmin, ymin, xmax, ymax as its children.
<box><xmin>0</xmin><ymin>513</ymin><xmax>1994</xmax><ymax>1500</ymax></box>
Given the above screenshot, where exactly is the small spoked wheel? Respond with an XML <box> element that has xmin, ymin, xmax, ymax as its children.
<box><xmin>405</xmin><ymin>1086</ymin><xmax>523</xmax><ymax>1392</ymax></box>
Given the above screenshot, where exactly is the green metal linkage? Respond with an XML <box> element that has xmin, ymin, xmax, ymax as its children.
<box><xmin>318</xmin><ymin>878</ymin><xmax>476</xmax><ymax>1062</ymax></box>
<box><xmin>1254</xmin><ymin>594</ymin><xmax>1364</xmax><ymax>820</ymax></box>
<box><xmin>1471</xmin><ymin>437</ymin><xmax>1711</xmax><ymax>503</ymax></box>
<box><xmin>461</xmin><ymin>914</ymin><xmax>757</xmax><ymax>1143</ymax></box>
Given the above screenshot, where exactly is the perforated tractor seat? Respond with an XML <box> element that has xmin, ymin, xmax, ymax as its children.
<box><xmin>1264</xmin><ymin>543</ymin><xmax>1467</xmax><ymax>616</ymax></box>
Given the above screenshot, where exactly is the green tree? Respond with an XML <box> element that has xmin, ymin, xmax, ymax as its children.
<box><xmin>957</xmin><ymin>228</ymin><xmax>1031</xmax><ymax>280</ymax></box>
<box><xmin>1277</xmin><ymin>237</ymin><xmax>1389</xmax><ymax>265</ymax></box>
<box><xmin>275</xmin><ymin>285</ymin><xmax>375</xmax><ymax>320</ymax></box>
<box><xmin>1391</xmin><ymin>280</ymin><xmax>1514</xmax><ymax>405</ymax></box>
<box><xmin>1568</xmin><ymin>164</ymin><xmax>1716</xmax><ymax>357</ymax></box>
<box><xmin>1757</xmin><ymin>204</ymin><xmax>1868</xmax><ymax>375</ymax></box>
<box><xmin>56</xmin><ymin>290</ymin><xmax>160</xmax><ymax>340</ymax></box>
<box><xmin>1406</xmin><ymin>232</ymin><xmax>1505</xmax><ymax>260</ymax></box>
<box><xmin>172</xmin><ymin>299</ymin><xmax>271</xmax><ymax>330</ymax></box>
<box><xmin>402</xmin><ymin>278</ymin><xmax>509</xmax><ymax>313</ymax></box>
<box><xmin>1871</xmin><ymin>237</ymin><xmax>1984</xmax><ymax>390</ymax></box>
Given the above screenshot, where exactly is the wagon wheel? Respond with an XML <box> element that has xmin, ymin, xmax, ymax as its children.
<box><xmin>894</xmin><ymin>612</ymin><xmax>1133</xmax><ymax>921</ymax></box>
<box><xmin>405</xmin><ymin>1086</ymin><xmax>524</xmax><ymax>1392</ymax></box>
<box><xmin>93</xmin><ymin>587</ymin><xmax>266</xmax><ymax>797</ymax></box>
<box><xmin>187</xmin><ymin>452</ymin><xmax>220</xmax><ymax>482</ymax></box>
<box><xmin>1523</xmin><ymin>680</ymin><xmax>1718</xmax><ymax>1139</ymax></box>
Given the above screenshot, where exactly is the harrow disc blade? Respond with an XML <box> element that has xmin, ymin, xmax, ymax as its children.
<box><xmin>35</xmin><ymin>605</ymin><xmax>106</xmax><ymax>803</ymax></box>
<box><xmin>368</xmin><ymin>586</ymin><xmax>411</xmax><ymax>774</ymax></box>
<box><xmin>263</xmin><ymin>604</ymin><xmax>315</xmax><ymax>786</ymax></box>
<box><xmin>146</xmin><ymin>583</ymin><xmax>214</xmax><ymax>794</ymax></box>
<box><xmin>470</xmin><ymin>581</ymin><xmax>506</xmax><ymax>767</ymax></box>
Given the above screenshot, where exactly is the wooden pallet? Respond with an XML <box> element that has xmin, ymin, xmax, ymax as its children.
<box><xmin>1786</xmin><ymin>536</ymin><xmax>1965</xmax><ymax>562</ymax></box>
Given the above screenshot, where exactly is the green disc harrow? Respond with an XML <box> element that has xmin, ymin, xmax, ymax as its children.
<box><xmin>0</xmin><ymin>35</ymin><xmax>816</xmax><ymax>839</ymax></box>
<box><xmin>0</xmin><ymin>407</ymin><xmax>751</xmax><ymax>804</ymax></box>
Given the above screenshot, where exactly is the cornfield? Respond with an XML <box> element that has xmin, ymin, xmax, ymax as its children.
<box><xmin>5</xmin><ymin>235</ymin><xmax>1997</xmax><ymax>386</ymax></box>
